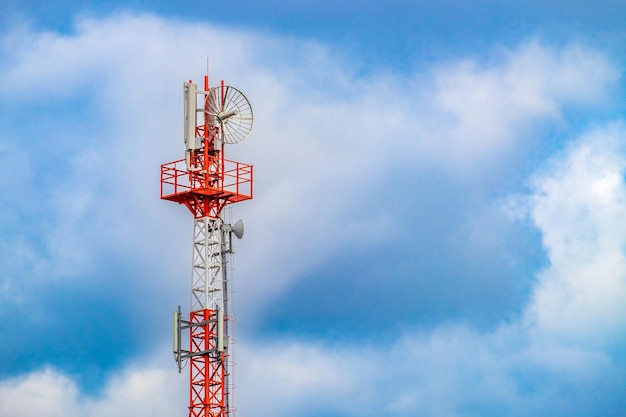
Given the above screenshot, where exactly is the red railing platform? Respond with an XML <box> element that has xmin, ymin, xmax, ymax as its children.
<box><xmin>161</xmin><ymin>158</ymin><xmax>253</xmax><ymax>217</ymax></box>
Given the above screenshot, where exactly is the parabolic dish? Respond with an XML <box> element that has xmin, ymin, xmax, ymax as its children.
<box><xmin>206</xmin><ymin>85</ymin><xmax>253</xmax><ymax>144</ymax></box>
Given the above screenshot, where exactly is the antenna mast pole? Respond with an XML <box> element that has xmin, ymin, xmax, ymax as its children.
<box><xmin>161</xmin><ymin>72</ymin><xmax>253</xmax><ymax>417</ymax></box>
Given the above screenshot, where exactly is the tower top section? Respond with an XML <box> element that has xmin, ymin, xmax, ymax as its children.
<box><xmin>160</xmin><ymin>76</ymin><xmax>254</xmax><ymax>218</ymax></box>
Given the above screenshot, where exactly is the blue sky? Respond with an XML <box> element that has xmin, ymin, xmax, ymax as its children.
<box><xmin>1</xmin><ymin>1</ymin><xmax>626</xmax><ymax>416</ymax></box>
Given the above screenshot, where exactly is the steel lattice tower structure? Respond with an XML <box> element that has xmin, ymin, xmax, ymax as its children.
<box><xmin>161</xmin><ymin>74</ymin><xmax>253</xmax><ymax>417</ymax></box>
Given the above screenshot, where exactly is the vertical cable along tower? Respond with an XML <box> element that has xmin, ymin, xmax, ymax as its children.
<box><xmin>161</xmin><ymin>74</ymin><xmax>253</xmax><ymax>417</ymax></box>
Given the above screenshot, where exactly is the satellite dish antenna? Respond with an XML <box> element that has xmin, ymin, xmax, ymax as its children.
<box><xmin>207</xmin><ymin>85</ymin><xmax>253</xmax><ymax>144</ymax></box>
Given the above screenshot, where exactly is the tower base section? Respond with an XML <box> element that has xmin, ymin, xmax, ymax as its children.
<box><xmin>189</xmin><ymin>308</ymin><xmax>229</xmax><ymax>417</ymax></box>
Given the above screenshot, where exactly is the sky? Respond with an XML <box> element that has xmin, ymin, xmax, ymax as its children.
<box><xmin>1</xmin><ymin>1</ymin><xmax>626</xmax><ymax>416</ymax></box>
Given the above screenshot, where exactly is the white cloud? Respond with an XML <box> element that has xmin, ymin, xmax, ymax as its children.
<box><xmin>83</xmin><ymin>364</ymin><xmax>184</xmax><ymax>417</ymax></box>
<box><xmin>427</xmin><ymin>41</ymin><xmax>618</xmax><ymax>173</ymax></box>
<box><xmin>0</xmin><ymin>356</ymin><xmax>185</xmax><ymax>417</ymax></box>
<box><xmin>0</xmin><ymin>369</ymin><xmax>80</xmax><ymax>417</ymax></box>
<box><xmin>524</xmin><ymin>122</ymin><xmax>626</xmax><ymax>347</ymax></box>
<box><xmin>236</xmin><ymin>341</ymin><xmax>372</xmax><ymax>416</ymax></box>
<box><xmin>0</xmin><ymin>14</ymin><xmax>618</xmax><ymax>314</ymax></box>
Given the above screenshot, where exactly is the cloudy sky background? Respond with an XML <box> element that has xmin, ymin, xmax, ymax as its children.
<box><xmin>1</xmin><ymin>1</ymin><xmax>626</xmax><ymax>416</ymax></box>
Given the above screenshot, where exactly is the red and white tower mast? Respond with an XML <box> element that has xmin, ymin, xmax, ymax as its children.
<box><xmin>161</xmin><ymin>74</ymin><xmax>253</xmax><ymax>417</ymax></box>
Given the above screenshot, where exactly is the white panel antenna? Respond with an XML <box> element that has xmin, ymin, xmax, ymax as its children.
<box><xmin>184</xmin><ymin>82</ymin><xmax>201</xmax><ymax>150</ymax></box>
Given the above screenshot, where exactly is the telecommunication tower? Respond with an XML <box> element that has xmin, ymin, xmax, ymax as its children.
<box><xmin>161</xmin><ymin>73</ymin><xmax>253</xmax><ymax>417</ymax></box>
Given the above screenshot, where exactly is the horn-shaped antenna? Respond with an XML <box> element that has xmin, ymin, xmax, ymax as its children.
<box><xmin>233</xmin><ymin>219</ymin><xmax>244</xmax><ymax>239</ymax></box>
